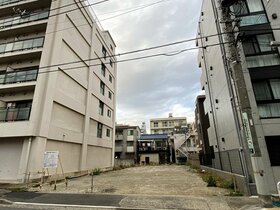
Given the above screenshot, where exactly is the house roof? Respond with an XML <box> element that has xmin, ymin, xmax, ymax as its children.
<box><xmin>139</xmin><ymin>134</ymin><xmax>169</xmax><ymax>141</ymax></box>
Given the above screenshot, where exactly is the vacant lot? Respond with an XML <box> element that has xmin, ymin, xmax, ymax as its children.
<box><xmin>27</xmin><ymin>165</ymin><xmax>262</xmax><ymax>209</ymax></box>
<box><xmin>34</xmin><ymin>165</ymin><xmax>228</xmax><ymax>196</ymax></box>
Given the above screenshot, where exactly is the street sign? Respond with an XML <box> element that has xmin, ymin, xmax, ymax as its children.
<box><xmin>43</xmin><ymin>151</ymin><xmax>59</xmax><ymax>168</ymax></box>
<box><xmin>242</xmin><ymin>112</ymin><xmax>255</xmax><ymax>155</ymax></box>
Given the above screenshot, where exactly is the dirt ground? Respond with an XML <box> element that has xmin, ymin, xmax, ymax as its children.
<box><xmin>32</xmin><ymin>165</ymin><xmax>228</xmax><ymax>196</ymax></box>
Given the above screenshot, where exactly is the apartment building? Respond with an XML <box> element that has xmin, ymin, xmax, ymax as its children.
<box><xmin>197</xmin><ymin>0</ymin><xmax>280</xmax><ymax>196</ymax></box>
<box><xmin>115</xmin><ymin>125</ymin><xmax>140</xmax><ymax>164</ymax></box>
<box><xmin>0</xmin><ymin>0</ymin><xmax>116</xmax><ymax>183</ymax></box>
<box><xmin>138</xmin><ymin>134</ymin><xmax>170</xmax><ymax>164</ymax></box>
<box><xmin>150</xmin><ymin>113</ymin><xmax>187</xmax><ymax>135</ymax></box>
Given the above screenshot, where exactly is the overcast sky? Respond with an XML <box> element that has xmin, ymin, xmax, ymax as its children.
<box><xmin>92</xmin><ymin>0</ymin><xmax>203</xmax><ymax>131</ymax></box>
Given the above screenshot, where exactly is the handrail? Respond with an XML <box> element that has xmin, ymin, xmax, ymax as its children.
<box><xmin>0</xmin><ymin>68</ymin><xmax>38</xmax><ymax>84</ymax></box>
<box><xmin>0</xmin><ymin>106</ymin><xmax>31</xmax><ymax>122</ymax></box>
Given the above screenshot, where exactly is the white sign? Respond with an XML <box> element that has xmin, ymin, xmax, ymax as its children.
<box><xmin>43</xmin><ymin>151</ymin><xmax>59</xmax><ymax>168</ymax></box>
<box><xmin>242</xmin><ymin>112</ymin><xmax>255</xmax><ymax>155</ymax></box>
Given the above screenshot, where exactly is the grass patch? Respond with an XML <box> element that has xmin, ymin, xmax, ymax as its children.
<box><xmin>90</xmin><ymin>168</ymin><xmax>101</xmax><ymax>176</ymax></box>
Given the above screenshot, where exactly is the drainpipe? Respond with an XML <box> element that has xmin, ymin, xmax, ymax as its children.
<box><xmin>23</xmin><ymin>137</ymin><xmax>32</xmax><ymax>183</ymax></box>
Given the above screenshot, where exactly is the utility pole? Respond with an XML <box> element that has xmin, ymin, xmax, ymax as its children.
<box><xmin>217</xmin><ymin>0</ymin><xmax>273</xmax><ymax>207</ymax></box>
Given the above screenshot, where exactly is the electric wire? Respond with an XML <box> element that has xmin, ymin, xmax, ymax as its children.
<box><xmin>35</xmin><ymin>41</ymin><xmax>234</xmax><ymax>75</ymax></box>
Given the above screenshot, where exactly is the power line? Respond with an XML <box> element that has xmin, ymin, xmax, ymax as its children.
<box><xmin>36</xmin><ymin>41</ymin><xmax>233</xmax><ymax>75</ymax></box>
<box><xmin>98</xmin><ymin>0</ymin><xmax>171</xmax><ymax>22</ymax></box>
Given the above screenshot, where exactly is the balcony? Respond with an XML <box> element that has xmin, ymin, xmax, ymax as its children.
<box><xmin>0</xmin><ymin>106</ymin><xmax>31</xmax><ymax>122</ymax></box>
<box><xmin>0</xmin><ymin>10</ymin><xmax>49</xmax><ymax>30</ymax></box>
<box><xmin>115</xmin><ymin>135</ymin><xmax>123</xmax><ymax>140</ymax></box>
<box><xmin>126</xmin><ymin>146</ymin><xmax>134</xmax><ymax>153</ymax></box>
<box><xmin>0</xmin><ymin>68</ymin><xmax>38</xmax><ymax>85</ymax></box>
<box><xmin>115</xmin><ymin>146</ymin><xmax>123</xmax><ymax>152</ymax></box>
<box><xmin>0</xmin><ymin>37</ymin><xmax>44</xmax><ymax>54</ymax></box>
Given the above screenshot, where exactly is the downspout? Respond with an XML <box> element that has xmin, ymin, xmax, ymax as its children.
<box><xmin>23</xmin><ymin>137</ymin><xmax>32</xmax><ymax>183</ymax></box>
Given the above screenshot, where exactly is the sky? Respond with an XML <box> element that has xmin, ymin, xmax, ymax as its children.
<box><xmin>91</xmin><ymin>0</ymin><xmax>203</xmax><ymax>131</ymax></box>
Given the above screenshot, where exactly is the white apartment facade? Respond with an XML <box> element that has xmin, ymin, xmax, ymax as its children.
<box><xmin>198</xmin><ymin>0</ymin><xmax>280</xmax><ymax>196</ymax></box>
<box><xmin>0</xmin><ymin>0</ymin><xmax>116</xmax><ymax>183</ymax></box>
<box><xmin>150</xmin><ymin>114</ymin><xmax>187</xmax><ymax>135</ymax></box>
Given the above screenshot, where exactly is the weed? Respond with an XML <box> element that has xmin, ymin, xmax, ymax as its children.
<box><xmin>207</xmin><ymin>176</ymin><xmax>217</xmax><ymax>187</ymax></box>
<box><xmin>91</xmin><ymin>168</ymin><xmax>101</xmax><ymax>175</ymax></box>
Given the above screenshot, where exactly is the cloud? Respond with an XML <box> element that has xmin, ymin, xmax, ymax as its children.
<box><xmin>92</xmin><ymin>0</ymin><xmax>203</xmax><ymax>131</ymax></box>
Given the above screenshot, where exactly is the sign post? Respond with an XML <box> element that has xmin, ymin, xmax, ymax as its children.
<box><xmin>43</xmin><ymin>151</ymin><xmax>59</xmax><ymax>190</ymax></box>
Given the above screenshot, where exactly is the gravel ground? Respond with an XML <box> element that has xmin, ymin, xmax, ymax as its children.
<box><xmin>30</xmin><ymin>165</ymin><xmax>228</xmax><ymax>196</ymax></box>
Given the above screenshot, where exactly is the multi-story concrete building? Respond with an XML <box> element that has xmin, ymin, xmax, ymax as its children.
<box><xmin>150</xmin><ymin>113</ymin><xmax>187</xmax><ymax>135</ymax></box>
<box><xmin>197</xmin><ymin>0</ymin><xmax>280</xmax><ymax>197</ymax></box>
<box><xmin>0</xmin><ymin>0</ymin><xmax>116</xmax><ymax>183</ymax></box>
<box><xmin>115</xmin><ymin>125</ymin><xmax>140</xmax><ymax>164</ymax></box>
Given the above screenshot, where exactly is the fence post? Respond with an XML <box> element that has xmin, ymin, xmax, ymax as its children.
<box><xmin>227</xmin><ymin>151</ymin><xmax>233</xmax><ymax>173</ymax></box>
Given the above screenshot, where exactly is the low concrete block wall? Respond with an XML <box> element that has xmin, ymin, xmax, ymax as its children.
<box><xmin>201</xmin><ymin>165</ymin><xmax>251</xmax><ymax>195</ymax></box>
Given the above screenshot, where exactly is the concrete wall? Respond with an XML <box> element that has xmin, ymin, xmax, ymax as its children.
<box><xmin>0</xmin><ymin>138</ymin><xmax>23</xmax><ymax>182</ymax></box>
<box><xmin>140</xmin><ymin>154</ymin><xmax>159</xmax><ymax>164</ymax></box>
<box><xmin>201</xmin><ymin>166</ymin><xmax>252</xmax><ymax>195</ymax></box>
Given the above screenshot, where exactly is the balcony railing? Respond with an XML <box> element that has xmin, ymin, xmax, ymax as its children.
<box><xmin>0</xmin><ymin>37</ymin><xmax>44</xmax><ymax>54</ymax></box>
<box><xmin>0</xmin><ymin>106</ymin><xmax>31</xmax><ymax>122</ymax></box>
<box><xmin>0</xmin><ymin>10</ymin><xmax>49</xmax><ymax>29</ymax></box>
<box><xmin>0</xmin><ymin>0</ymin><xmax>23</xmax><ymax>6</ymax></box>
<box><xmin>0</xmin><ymin>68</ymin><xmax>38</xmax><ymax>84</ymax></box>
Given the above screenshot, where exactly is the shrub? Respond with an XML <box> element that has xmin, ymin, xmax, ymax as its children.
<box><xmin>207</xmin><ymin>176</ymin><xmax>217</xmax><ymax>187</ymax></box>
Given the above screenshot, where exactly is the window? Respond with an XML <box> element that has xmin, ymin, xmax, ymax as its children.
<box><xmin>128</xmin><ymin>130</ymin><xmax>134</xmax><ymax>136</ymax></box>
<box><xmin>110</xmin><ymin>44</ymin><xmax>113</xmax><ymax>51</ymax></box>
<box><xmin>108</xmin><ymin>91</ymin><xmax>112</xmax><ymax>99</ymax></box>
<box><xmin>242</xmin><ymin>34</ymin><xmax>280</xmax><ymax>68</ymax></box>
<box><xmin>109</xmin><ymin>75</ymin><xmax>112</xmax><ymax>83</ymax></box>
<box><xmin>97</xmin><ymin>122</ymin><xmax>103</xmax><ymax>138</ymax></box>
<box><xmin>106</xmin><ymin>129</ymin><xmax>110</xmax><ymax>137</ymax></box>
<box><xmin>99</xmin><ymin>101</ymin><xmax>104</xmax><ymax>115</ymax></box>
<box><xmin>100</xmin><ymin>81</ymin><xmax>105</xmax><ymax>95</ymax></box>
<box><xmin>127</xmin><ymin>141</ymin><xmax>133</xmax><ymax>147</ymax></box>
<box><xmin>107</xmin><ymin>109</ymin><xmax>111</xmax><ymax>118</ymax></box>
<box><xmin>110</xmin><ymin>60</ymin><xmax>113</xmax><ymax>67</ymax></box>
<box><xmin>253</xmin><ymin>79</ymin><xmax>280</xmax><ymax>118</ymax></box>
<box><xmin>233</xmin><ymin>0</ymin><xmax>267</xmax><ymax>27</ymax></box>
<box><xmin>153</xmin><ymin>122</ymin><xmax>158</xmax><ymax>127</ymax></box>
<box><xmin>163</xmin><ymin>121</ymin><xmax>168</xmax><ymax>127</ymax></box>
<box><xmin>101</xmin><ymin>63</ymin><xmax>106</xmax><ymax>76</ymax></box>
<box><xmin>102</xmin><ymin>46</ymin><xmax>107</xmax><ymax>59</ymax></box>
<box><xmin>243</xmin><ymin>34</ymin><xmax>274</xmax><ymax>56</ymax></box>
<box><xmin>233</xmin><ymin>0</ymin><xmax>264</xmax><ymax>16</ymax></box>
<box><xmin>265</xmin><ymin>136</ymin><xmax>280</xmax><ymax>166</ymax></box>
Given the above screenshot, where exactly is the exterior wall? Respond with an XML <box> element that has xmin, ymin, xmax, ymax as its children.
<box><xmin>198</xmin><ymin>0</ymin><xmax>280</xmax><ymax>195</ymax></box>
<box><xmin>197</xmin><ymin>0</ymin><xmax>245</xmax><ymax>171</ymax></box>
<box><xmin>140</xmin><ymin>154</ymin><xmax>159</xmax><ymax>164</ymax></box>
<box><xmin>0</xmin><ymin>0</ymin><xmax>116</xmax><ymax>183</ymax></box>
